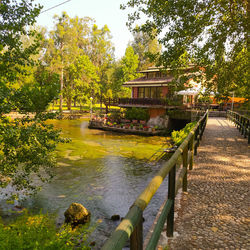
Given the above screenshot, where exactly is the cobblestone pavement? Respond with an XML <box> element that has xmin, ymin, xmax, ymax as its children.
<box><xmin>167</xmin><ymin>117</ymin><xmax>250</xmax><ymax>250</ymax></box>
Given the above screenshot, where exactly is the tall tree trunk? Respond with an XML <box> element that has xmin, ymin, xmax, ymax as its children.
<box><xmin>59</xmin><ymin>67</ymin><xmax>64</xmax><ymax>112</ymax></box>
<box><xmin>67</xmin><ymin>97</ymin><xmax>72</xmax><ymax>111</ymax></box>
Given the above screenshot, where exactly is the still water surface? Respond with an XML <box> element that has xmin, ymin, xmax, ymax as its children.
<box><xmin>18</xmin><ymin>120</ymin><xmax>170</xmax><ymax>247</ymax></box>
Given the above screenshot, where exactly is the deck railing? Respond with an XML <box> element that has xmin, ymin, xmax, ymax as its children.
<box><xmin>227</xmin><ymin>110</ymin><xmax>250</xmax><ymax>144</ymax></box>
<box><xmin>102</xmin><ymin>110</ymin><xmax>208</xmax><ymax>250</ymax></box>
<box><xmin>119</xmin><ymin>98</ymin><xmax>168</xmax><ymax>106</ymax></box>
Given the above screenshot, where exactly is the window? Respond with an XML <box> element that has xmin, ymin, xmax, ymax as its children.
<box><xmin>150</xmin><ymin>87</ymin><xmax>162</xmax><ymax>98</ymax></box>
<box><xmin>145</xmin><ymin>87</ymin><xmax>151</xmax><ymax>98</ymax></box>
<box><xmin>137</xmin><ymin>87</ymin><xmax>162</xmax><ymax>99</ymax></box>
<box><xmin>148</xmin><ymin>72</ymin><xmax>155</xmax><ymax>78</ymax></box>
<box><xmin>155</xmin><ymin>72</ymin><xmax>160</xmax><ymax>78</ymax></box>
<box><xmin>138</xmin><ymin>87</ymin><xmax>144</xmax><ymax>98</ymax></box>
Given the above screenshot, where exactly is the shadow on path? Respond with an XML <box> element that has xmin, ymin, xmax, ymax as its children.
<box><xmin>167</xmin><ymin>117</ymin><xmax>250</xmax><ymax>249</ymax></box>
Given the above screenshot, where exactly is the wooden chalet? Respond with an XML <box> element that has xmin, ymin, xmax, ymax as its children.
<box><xmin>120</xmin><ymin>66</ymin><xmax>198</xmax><ymax>118</ymax></box>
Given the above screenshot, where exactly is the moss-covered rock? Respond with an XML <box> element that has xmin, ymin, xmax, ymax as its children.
<box><xmin>64</xmin><ymin>203</ymin><xmax>91</xmax><ymax>226</ymax></box>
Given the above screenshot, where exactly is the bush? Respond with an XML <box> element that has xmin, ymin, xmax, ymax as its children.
<box><xmin>108</xmin><ymin>110</ymin><xmax>122</xmax><ymax>122</ymax></box>
<box><xmin>171</xmin><ymin>122</ymin><xmax>197</xmax><ymax>146</ymax></box>
<box><xmin>165</xmin><ymin>95</ymin><xmax>183</xmax><ymax>106</ymax></box>
<box><xmin>0</xmin><ymin>212</ymin><xmax>93</xmax><ymax>249</ymax></box>
<box><xmin>124</xmin><ymin>108</ymin><xmax>149</xmax><ymax>121</ymax></box>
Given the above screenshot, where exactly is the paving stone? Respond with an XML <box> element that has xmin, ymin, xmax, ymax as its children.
<box><xmin>163</xmin><ymin>118</ymin><xmax>250</xmax><ymax>249</ymax></box>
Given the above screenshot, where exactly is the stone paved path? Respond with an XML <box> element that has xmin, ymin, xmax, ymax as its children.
<box><xmin>167</xmin><ymin>117</ymin><xmax>250</xmax><ymax>250</ymax></box>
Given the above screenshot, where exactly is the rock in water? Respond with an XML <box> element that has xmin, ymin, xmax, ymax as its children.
<box><xmin>64</xmin><ymin>203</ymin><xmax>91</xmax><ymax>226</ymax></box>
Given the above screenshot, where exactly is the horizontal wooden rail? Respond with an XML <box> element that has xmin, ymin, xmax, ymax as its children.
<box><xmin>102</xmin><ymin>110</ymin><xmax>208</xmax><ymax>250</ymax></box>
<box><xmin>227</xmin><ymin>110</ymin><xmax>250</xmax><ymax>144</ymax></box>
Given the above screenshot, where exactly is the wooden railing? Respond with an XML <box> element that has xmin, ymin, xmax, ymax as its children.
<box><xmin>119</xmin><ymin>98</ymin><xmax>168</xmax><ymax>106</ymax></box>
<box><xmin>102</xmin><ymin>110</ymin><xmax>208</xmax><ymax>250</ymax></box>
<box><xmin>227</xmin><ymin>110</ymin><xmax>250</xmax><ymax>144</ymax></box>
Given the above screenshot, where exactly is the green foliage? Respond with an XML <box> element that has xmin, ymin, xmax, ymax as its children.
<box><xmin>86</xmin><ymin>24</ymin><xmax>114</xmax><ymax>102</ymax></box>
<box><xmin>108</xmin><ymin>110</ymin><xmax>122</xmax><ymax>123</ymax></box>
<box><xmin>44</xmin><ymin>13</ymin><xmax>115</xmax><ymax>110</ymax></box>
<box><xmin>68</xmin><ymin>55</ymin><xmax>99</xmax><ymax>107</ymax></box>
<box><xmin>111</xmin><ymin>46</ymin><xmax>141</xmax><ymax>98</ymax></box>
<box><xmin>0</xmin><ymin>0</ymin><xmax>42</xmax><ymax>83</ymax></box>
<box><xmin>0</xmin><ymin>116</ymin><xmax>68</xmax><ymax>199</ymax></box>
<box><xmin>15</xmin><ymin>69</ymin><xmax>60</xmax><ymax>114</ymax></box>
<box><xmin>0</xmin><ymin>212</ymin><xmax>92</xmax><ymax>249</ymax></box>
<box><xmin>171</xmin><ymin>122</ymin><xmax>197</xmax><ymax>146</ymax></box>
<box><xmin>165</xmin><ymin>94</ymin><xmax>183</xmax><ymax>106</ymax></box>
<box><xmin>131</xmin><ymin>26</ymin><xmax>162</xmax><ymax>70</ymax></box>
<box><xmin>124</xmin><ymin>108</ymin><xmax>149</xmax><ymax>121</ymax></box>
<box><xmin>0</xmin><ymin>0</ymin><xmax>66</xmax><ymax>199</ymax></box>
<box><xmin>198</xmin><ymin>94</ymin><xmax>213</xmax><ymax>104</ymax></box>
<box><xmin>122</xmin><ymin>0</ymin><xmax>248</xmax><ymax>98</ymax></box>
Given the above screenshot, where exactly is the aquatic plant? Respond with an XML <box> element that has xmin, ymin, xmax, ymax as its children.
<box><xmin>171</xmin><ymin>122</ymin><xmax>197</xmax><ymax>146</ymax></box>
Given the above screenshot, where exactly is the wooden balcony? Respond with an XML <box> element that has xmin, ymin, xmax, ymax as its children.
<box><xmin>118</xmin><ymin>98</ymin><xmax>168</xmax><ymax>108</ymax></box>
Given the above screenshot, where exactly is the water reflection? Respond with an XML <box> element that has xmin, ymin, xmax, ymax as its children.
<box><xmin>3</xmin><ymin>119</ymin><xmax>170</xmax><ymax>247</ymax></box>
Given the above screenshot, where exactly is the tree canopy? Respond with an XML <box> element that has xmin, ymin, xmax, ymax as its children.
<box><xmin>130</xmin><ymin>27</ymin><xmax>162</xmax><ymax>70</ymax></box>
<box><xmin>111</xmin><ymin>46</ymin><xmax>140</xmax><ymax>98</ymax></box>
<box><xmin>44</xmin><ymin>13</ymin><xmax>114</xmax><ymax>109</ymax></box>
<box><xmin>0</xmin><ymin>0</ymin><xmax>65</xmax><ymax>200</ymax></box>
<box><xmin>122</xmin><ymin>0</ymin><xmax>249</xmax><ymax>98</ymax></box>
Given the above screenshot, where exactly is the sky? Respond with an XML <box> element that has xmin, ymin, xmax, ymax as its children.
<box><xmin>35</xmin><ymin>0</ymin><xmax>136</xmax><ymax>59</ymax></box>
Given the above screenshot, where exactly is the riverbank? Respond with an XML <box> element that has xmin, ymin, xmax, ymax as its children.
<box><xmin>5</xmin><ymin>111</ymin><xmax>90</xmax><ymax>120</ymax></box>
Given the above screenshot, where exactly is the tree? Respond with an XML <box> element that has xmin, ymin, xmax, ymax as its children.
<box><xmin>131</xmin><ymin>27</ymin><xmax>162</xmax><ymax>70</ymax></box>
<box><xmin>44</xmin><ymin>13</ymin><xmax>87</xmax><ymax>111</ymax></box>
<box><xmin>0</xmin><ymin>0</ymin><xmax>64</xmax><ymax>200</ymax></box>
<box><xmin>111</xmin><ymin>46</ymin><xmax>141</xmax><ymax>98</ymax></box>
<box><xmin>84</xmin><ymin>24</ymin><xmax>115</xmax><ymax>103</ymax></box>
<box><xmin>122</xmin><ymin>0</ymin><xmax>249</xmax><ymax>98</ymax></box>
<box><xmin>44</xmin><ymin>14</ymin><xmax>114</xmax><ymax>109</ymax></box>
<box><xmin>68</xmin><ymin>55</ymin><xmax>99</xmax><ymax>107</ymax></box>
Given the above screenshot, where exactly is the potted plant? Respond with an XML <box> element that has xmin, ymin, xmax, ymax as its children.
<box><xmin>153</xmin><ymin>125</ymin><xmax>159</xmax><ymax>131</ymax></box>
<box><xmin>139</xmin><ymin>124</ymin><xmax>143</xmax><ymax>130</ymax></box>
<box><xmin>107</xmin><ymin>121</ymin><xmax>112</xmax><ymax>127</ymax></box>
<box><xmin>125</xmin><ymin>123</ymin><xmax>130</xmax><ymax>129</ymax></box>
<box><xmin>143</xmin><ymin>125</ymin><xmax>149</xmax><ymax>131</ymax></box>
<box><xmin>130</xmin><ymin>123</ymin><xmax>134</xmax><ymax>129</ymax></box>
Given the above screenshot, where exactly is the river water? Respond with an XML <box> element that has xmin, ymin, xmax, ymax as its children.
<box><xmin>3</xmin><ymin>119</ymin><xmax>171</xmax><ymax>247</ymax></box>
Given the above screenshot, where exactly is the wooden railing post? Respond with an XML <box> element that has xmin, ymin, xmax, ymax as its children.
<box><xmin>182</xmin><ymin>146</ymin><xmax>188</xmax><ymax>192</ymax></box>
<box><xmin>189</xmin><ymin>134</ymin><xmax>194</xmax><ymax>170</ymax></box>
<box><xmin>130</xmin><ymin>212</ymin><xmax>143</xmax><ymax>250</ymax></box>
<box><xmin>248</xmin><ymin>126</ymin><xmax>250</xmax><ymax>144</ymax></box>
<box><xmin>243</xmin><ymin>119</ymin><xmax>247</xmax><ymax>138</ymax></box>
<box><xmin>167</xmin><ymin>164</ymin><xmax>176</xmax><ymax>237</ymax></box>
<box><xmin>200</xmin><ymin>117</ymin><xmax>206</xmax><ymax>140</ymax></box>
<box><xmin>241</xmin><ymin>117</ymin><xmax>245</xmax><ymax>135</ymax></box>
<box><xmin>194</xmin><ymin>128</ymin><xmax>198</xmax><ymax>155</ymax></box>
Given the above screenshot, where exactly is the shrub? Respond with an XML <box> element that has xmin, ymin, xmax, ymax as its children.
<box><xmin>124</xmin><ymin>108</ymin><xmax>149</xmax><ymax>121</ymax></box>
<box><xmin>108</xmin><ymin>110</ymin><xmax>122</xmax><ymax>122</ymax></box>
<box><xmin>171</xmin><ymin>122</ymin><xmax>197</xmax><ymax>146</ymax></box>
<box><xmin>0</xmin><ymin>212</ymin><xmax>93</xmax><ymax>249</ymax></box>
